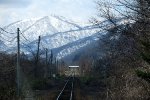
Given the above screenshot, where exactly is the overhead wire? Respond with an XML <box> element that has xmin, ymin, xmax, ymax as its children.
<box><xmin>19</xmin><ymin>30</ymin><xmax>33</xmax><ymax>43</ymax></box>
<box><xmin>0</xmin><ymin>36</ymin><xmax>17</xmax><ymax>43</ymax></box>
<box><xmin>0</xmin><ymin>27</ymin><xmax>16</xmax><ymax>34</ymax></box>
<box><xmin>40</xmin><ymin>40</ymin><xmax>46</xmax><ymax>50</ymax></box>
<box><xmin>20</xmin><ymin>41</ymin><xmax>36</xmax><ymax>58</ymax></box>
<box><xmin>0</xmin><ymin>31</ymin><xmax>16</xmax><ymax>39</ymax></box>
<box><xmin>0</xmin><ymin>27</ymin><xmax>45</xmax><ymax>58</ymax></box>
<box><xmin>19</xmin><ymin>29</ymin><xmax>44</xmax><ymax>58</ymax></box>
<box><xmin>0</xmin><ymin>27</ymin><xmax>17</xmax><ymax>46</ymax></box>
<box><xmin>19</xmin><ymin>30</ymin><xmax>36</xmax><ymax>54</ymax></box>
<box><xmin>19</xmin><ymin>29</ymin><xmax>48</xmax><ymax>51</ymax></box>
<box><xmin>0</xmin><ymin>27</ymin><xmax>49</xmax><ymax>57</ymax></box>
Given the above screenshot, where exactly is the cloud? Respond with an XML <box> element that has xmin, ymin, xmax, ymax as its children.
<box><xmin>0</xmin><ymin>0</ymin><xmax>96</xmax><ymax>26</ymax></box>
<box><xmin>0</xmin><ymin>0</ymin><xmax>30</xmax><ymax>8</ymax></box>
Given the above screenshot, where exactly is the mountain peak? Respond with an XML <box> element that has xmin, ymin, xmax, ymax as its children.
<box><xmin>0</xmin><ymin>15</ymin><xmax>99</xmax><ymax>59</ymax></box>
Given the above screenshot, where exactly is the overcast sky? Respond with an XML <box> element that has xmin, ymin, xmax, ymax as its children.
<box><xmin>0</xmin><ymin>0</ymin><xmax>96</xmax><ymax>27</ymax></box>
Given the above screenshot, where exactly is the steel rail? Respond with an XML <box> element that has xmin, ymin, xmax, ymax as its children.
<box><xmin>56</xmin><ymin>76</ymin><xmax>74</xmax><ymax>100</ymax></box>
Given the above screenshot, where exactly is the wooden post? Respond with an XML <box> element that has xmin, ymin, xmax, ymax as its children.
<box><xmin>17</xmin><ymin>28</ymin><xmax>21</xmax><ymax>97</ymax></box>
<box><xmin>35</xmin><ymin>36</ymin><xmax>41</xmax><ymax>77</ymax></box>
<box><xmin>45</xmin><ymin>48</ymin><xmax>48</xmax><ymax>78</ymax></box>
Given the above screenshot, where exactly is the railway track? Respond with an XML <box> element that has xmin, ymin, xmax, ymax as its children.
<box><xmin>56</xmin><ymin>76</ymin><xmax>74</xmax><ymax>100</ymax></box>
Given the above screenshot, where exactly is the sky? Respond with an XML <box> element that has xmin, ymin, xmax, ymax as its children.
<box><xmin>0</xmin><ymin>0</ymin><xmax>96</xmax><ymax>27</ymax></box>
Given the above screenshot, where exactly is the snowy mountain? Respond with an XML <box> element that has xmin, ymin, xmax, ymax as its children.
<box><xmin>0</xmin><ymin>16</ymin><xmax>100</xmax><ymax>59</ymax></box>
<box><xmin>0</xmin><ymin>15</ymin><xmax>127</xmax><ymax>59</ymax></box>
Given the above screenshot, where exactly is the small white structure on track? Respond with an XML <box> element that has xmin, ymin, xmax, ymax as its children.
<box><xmin>69</xmin><ymin>66</ymin><xmax>79</xmax><ymax>68</ymax></box>
<box><xmin>66</xmin><ymin>66</ymin><xmax>79</xmax><ymax>76</ymax></box>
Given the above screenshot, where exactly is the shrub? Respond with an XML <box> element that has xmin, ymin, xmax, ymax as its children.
<box><xmin>135</xmin><ymin>69</ymin><xmax>150</xmax><ymax>79</ymax></box>
<box><xmin>30</xmin><ymin>78</ymin><xmax>52</xmax><ymax>90</ymax></box>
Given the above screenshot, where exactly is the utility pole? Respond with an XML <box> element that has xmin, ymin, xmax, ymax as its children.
<box><xmin>50</xmin><ymin>50</ymin><xmax>53</xmax><ymax>77</ymax></box>
<box><xmin>55</xmin><ymin>58</ymin><xmax>57</xmax><ymax>75</ymax></box>
<box><xmin>35</xmin><ymin>36</ymin><xmax>41</xmax><ymax>77</ymax></box>
<box><xmin>45</xmin><ymin>48</ymin><xmax>48</xmax><ymax>78</ymax></box>
<box><xmin>55</xmin><ymin>57</ymin><xmax>58</xmax><ymax>75</ymax></box>
<box><xmin>36</xmin><ymin>36</ymin><xmax>41</xmax><ymax>64</ymax></box>
<box><xmin>46</xmin><ymin>48</ymin><xmax>48</xmax><ymax>67</ymax></box>
<box><xmin>17</xmin><ymin>28</ymin><xmax>21</xmax><ymax>97</ymax></box>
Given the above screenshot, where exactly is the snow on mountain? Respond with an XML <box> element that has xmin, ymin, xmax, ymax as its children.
<box><xmin>0</xmin><ymin>40</ymin><xmax>7</xmax><ymax>51</ymax></box>
<box><xmin>0</xmin><ymin>15</ymin><xmax>129</xmax><ymax>59</ymax></box>
<box><xmin>2</xmin><ymin>16</ymin><xmax>84</xmax><ymax>47</ymax></box>
<box><xmin>0</xmin><ymin>15</ymin><xmax>127</xmax><ymax>59</ymax></box>
<box><xmin>0</xmin><ymin>15</ymin><xmax>100</xmax><ymax>59</ymax></box>
<box><xmin>55</xmin><ymin>33</ymin><xmax>99</xmax><ymax>59</ymax></box>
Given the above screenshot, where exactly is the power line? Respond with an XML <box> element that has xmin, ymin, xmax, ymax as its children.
<box><xmin>20</xmin><ymin>41</ymin><xmax>36</xmax><ymax>57</ymax></box>
<box><xmin>0</xmin><ymin>35</ymin><xmax>17</xmax><ymax>43</ymax></box>
<box><xmin>19</xmin><ymin>30</ymin><xmax>43</xmax><ymax>54</ymax></box>
<box><xmin>20</xmin><ymin>40</ymin><xmax>34</xmax><ymax>52</ymax></box>
<box><xmin>19</xmin><ymin>30</ymin><xmax>48</xmax><ymax>57</ymax></box>
<box><xmin>15</xmin><ymin>29</ymin><xmax>31</xmax><ymax>51</ymax></box>
<box><xmin>19</xmin><ymin>30</ymin><xmax>32</xmax><ymax>43</ymax></box>
<box><xmin>0</xmin><ymin>28</ymin><xmax>17</xmax><ymax>41</ymax></box>
<box><xmin>20</xmin><ymin>32</ymin><xmax>28</xmax><ymax>41</ymax></box>
<box><xmin>40</xmin><ymin>40</ymin><xmax>46</xmax><ymax>49</ymax></box>
<box><xmin>20</xmin><ymin>29</ymin><xmax>48</xmax><ymax>51</ymax></box>
<box><xmin>0</xmin><ymin>31</ymin><xmax>15</xmax><ymax>39</ymax></box>
<box><xmin>0</xmin><ymin>27</ymin><xmax>16</xmax><ymax>34</ymax></box>
<box><xmin>0</xmin><ymin>27</ymin><xmax>17</xmax><ymax>44</ymax></box>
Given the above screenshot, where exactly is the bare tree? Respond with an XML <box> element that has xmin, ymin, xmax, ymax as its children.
<box><xmin>91</xmin><ymin>0</ymin><xmax>150</xmax><ymax>99</ymax></box>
